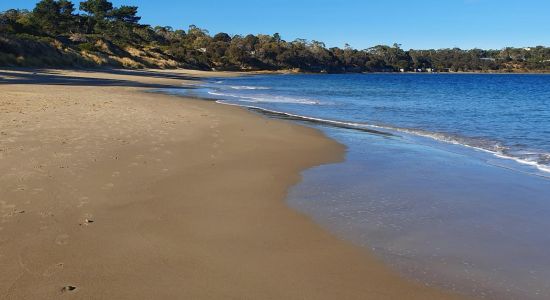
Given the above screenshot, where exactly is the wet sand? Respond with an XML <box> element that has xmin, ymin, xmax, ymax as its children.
<box><xmin>0</xmin><ymin>69</ymin><xmax>462</xmax><ymax>299</ymax></box>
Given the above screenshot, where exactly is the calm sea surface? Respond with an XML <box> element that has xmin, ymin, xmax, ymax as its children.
<box><xmin>165</xmin><ymin>73</ymin><xmax>550</xmax><ymax>300</ymax></box>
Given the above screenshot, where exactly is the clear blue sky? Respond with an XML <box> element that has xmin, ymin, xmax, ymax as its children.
<box><xmin>2</xmin><ymin>0</ymin><xmax>549</xmax><ymax>50</ymax></box>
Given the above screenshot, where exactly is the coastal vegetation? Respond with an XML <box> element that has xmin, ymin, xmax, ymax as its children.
<box><xmin>1</xmin><ymin>0</ymin><xmax>549</xmax><ymax>72</ymax></box>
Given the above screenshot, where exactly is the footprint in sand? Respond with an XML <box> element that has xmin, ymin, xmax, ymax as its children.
<box><xmin>79</xmin><ymin>213</ymin><xmax>94</xmax><ymax>226</ymax></box>
<box><xmin>12</xmin><ymin>185</ymin><xmax>27</xmax><ymax>192</ymax></box>
<box><xmin>55</xmin><ymin>234</ymin><xmax>69</xmax><ymax>245</ymax></box>
<box><xmin>61</xmin><ymin>285</ymin><xmax>77</xmax><ymax>293</ymax></box>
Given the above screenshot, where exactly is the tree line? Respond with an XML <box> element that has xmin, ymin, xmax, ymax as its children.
<box><xmin>1</xmin><ymin>0</ymin><xmax>549</xmax><ymax>72</ymax></box>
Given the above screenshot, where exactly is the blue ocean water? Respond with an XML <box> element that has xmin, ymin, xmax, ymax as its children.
<box><xmin>202</xmin><ymin>73</ymin><xmax>550</xmax><ymax>174</ymax></box>
<box><xmin>164</xmin><ymin>74</ymin><xmax>550</xmax><ymax>299</ymax></box>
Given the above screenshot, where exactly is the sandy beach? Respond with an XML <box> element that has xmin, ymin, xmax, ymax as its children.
<box><xmin>0</xmin><ymin>69</ymin><xmax>461</xmax><ymax>299</ymax></box>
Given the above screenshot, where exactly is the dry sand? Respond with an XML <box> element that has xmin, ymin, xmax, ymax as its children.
<box><xmin>0</xmin><ymin>69</ymin><xmax>462</xmax><ymax>299</ymax></box>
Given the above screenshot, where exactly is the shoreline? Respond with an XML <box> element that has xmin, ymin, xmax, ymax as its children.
<box><xmin>172</xmin><ymin>78</ymin><xmax>550</xmax><ymax>177</ymax></box>
<box><xmin>193</xmin><ymin>72</ymin><xmax>550</xmax><ymax>299</ymax></box>
<box><xmin>2</xmin><ymin>66</ymin><xmax>549</xmax><ymax>76</ymax></box>
<box><xmin>0</xmin><ymin>69</ymin><xmax>462</xmax><ymax>299</ymax></box>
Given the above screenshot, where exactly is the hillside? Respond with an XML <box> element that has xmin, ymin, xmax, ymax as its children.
<box><xmin>1</xmin><ymin>0</ymin><xmax>550</xmax><ymax>72</ymax></box>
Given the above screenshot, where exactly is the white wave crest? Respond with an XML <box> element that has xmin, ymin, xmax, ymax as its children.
<box><xmin>207</xmin><ymin>91</ymin><xmax>320</xmax><ymax>105</ymax></box>
<box><xmin>228</xmin><ymin>85</ymin><xmax>271</xmax><ymax>90</ymax></box>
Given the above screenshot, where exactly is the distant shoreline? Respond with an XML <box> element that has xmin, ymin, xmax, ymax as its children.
<box><xmin>2</xmin><ymin>66</ymin><xmax>548</xmax><ymax>79</ymax></box>
<box><xmin>217</xmin><ymin>67</ymin><xmax>550</xmax><ymax>75</ymax></box>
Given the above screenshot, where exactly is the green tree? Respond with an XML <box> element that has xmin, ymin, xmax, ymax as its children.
<box><xmin>0</xmin><ymin>9</ymin><xmax>33</xmax><ymax>34</ymax></box>
<box><xmin>31</xmin><ymin>0</ymin><xmax>75</xmax><ymax>35</ymax></box>
<box><xmin>110</xmin><ymin>5</ymin><xmax>140</xmax><ymax>24</ymax></box>
<box><xmin>58</xmin><ymin>0</ymin><xmax>76</xmax><ymax>31</ymax></box>
<box><xmin>79</xmin><ymin>0</ymin><xmax>112</xmax><ymax>19</ymax></box>
<box><xmin>79</xmin><ymin>0</ymin><xmax>113</xmax><ymax>33</ymax></box>
<box><xmin>32</xmin><ymin>0</ymin><xmax>60</xmax><ymax>34</ymax></box>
